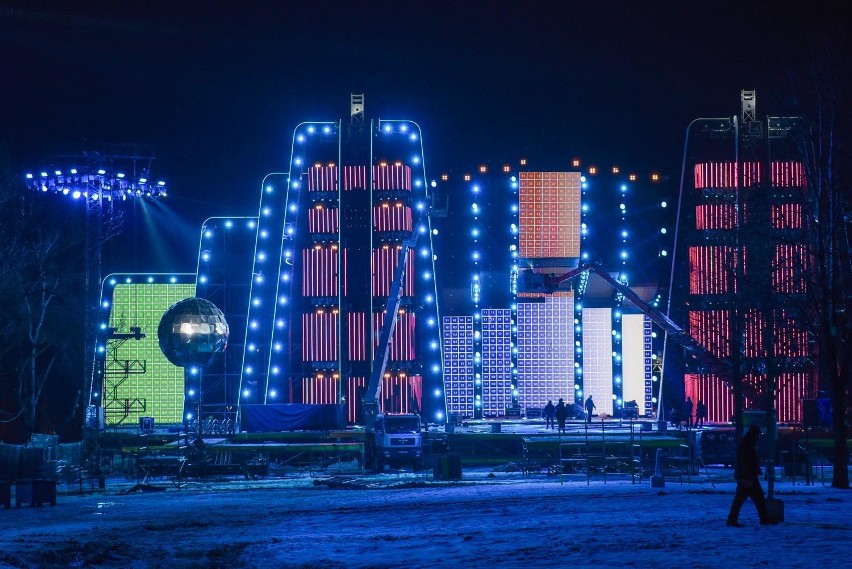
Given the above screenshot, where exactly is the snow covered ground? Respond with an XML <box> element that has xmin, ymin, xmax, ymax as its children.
<box><xmin>0</xmin><ymin>468</ymin><xmax>849</xmax><ymax>569</ymax></box>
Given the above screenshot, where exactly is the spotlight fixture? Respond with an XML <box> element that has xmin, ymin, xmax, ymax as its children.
<box><xmin>25</xmin><ymin>151</ymin><xmax>167</xmax><ymax>202</ymax></box>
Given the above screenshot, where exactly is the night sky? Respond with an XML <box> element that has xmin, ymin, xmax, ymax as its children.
<box><xmin>2</xmin><ymin>1</ymin><xmax>844</xmax><ymax>271</ymax></box>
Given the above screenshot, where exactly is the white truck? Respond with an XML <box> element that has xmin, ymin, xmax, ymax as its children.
<box><xmin>372</xmin><ymin>413</ymin><xmax>424</xmax><ymax>471</ymax></box>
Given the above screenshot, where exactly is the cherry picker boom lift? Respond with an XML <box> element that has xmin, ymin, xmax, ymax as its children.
<box><xmin>363</xmin><ymin>233</ymin><xmax>425</xmax><ymax>470</ymax></box>
<box><xmin>523</xmin><ymin>261</ymin><xmax>748</xmax><ymax>394</ymax></box>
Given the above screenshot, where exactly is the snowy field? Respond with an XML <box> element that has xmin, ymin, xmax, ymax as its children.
<box><xmin>0</xmin><ymin>468</ymin><xmax>849</xmax><ymax>569</ymax></box>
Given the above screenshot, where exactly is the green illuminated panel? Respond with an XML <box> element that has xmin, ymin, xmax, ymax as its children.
<box><xmin>106</xmin><ymin>283</ymin><xmax>195</xmax><ymax>425</ymax></box>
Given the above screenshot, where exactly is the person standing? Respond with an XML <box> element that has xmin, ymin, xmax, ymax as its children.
<box><xmin>555</xmin><ymin>398</ymin><xmax>568</xmax><ymax>433</ymax></box>
<box><xmin>727</xmin><ymin>425</ymin><xmax>772</xmax><ymax>526</ymax></box>
<box><xmin>543</xmin><ymin>400</ymin><xmax>556</xmax><ymax>430</ymax></box>
<box><xmin>669</xmin><ymin>407</ymin><xmax>680</xmax><ymax>429</ymax></box>
<box><xmin>695</xmin><ymin>400</ymin><xmax>707</xmax><ymax>428</ymax></box>
<box><xmin>683</xmin><ymin>397</ymin><xmax>694</xmax><ymax>430</ymax></box>
<box><xmin>584</xmin><ymin>395</ymin><xmax>596</xmax><ymax>423</ymax></box>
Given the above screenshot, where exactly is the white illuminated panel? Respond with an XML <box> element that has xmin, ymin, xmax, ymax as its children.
<box><xmin>442</xmin><ymin>316</ymin><xmax>474</xmax><ymax>417</ymax></box>
<box><xmin>481</xmin><ymin>309</ymin><xmax>512</xmax><ymax>417</ymax></box>
<box><xmin>517</xmin><ymin>296</ymin><xmax>573</xmax><ymax>412</ymax></box>
<box><xmin>622</xmin><ymin>314</ymin><xmax>651</xmax><ymax>415</ymax></box>
<box><xmin>582</xmin><ymin>307</ymin><xmax>613</xmax><ymax>415</ymax></box>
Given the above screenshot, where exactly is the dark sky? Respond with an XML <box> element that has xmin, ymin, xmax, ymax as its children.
<box><xmin>2</xmin><ymin>1</ymin><xmax>845</xmax><ymax>270</ymax></box>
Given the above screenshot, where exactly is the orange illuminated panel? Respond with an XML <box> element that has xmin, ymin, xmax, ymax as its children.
<box><xmin>518</xmin><ymin>172</ymin><xmax>581</xmax><ymax>259</ymax></box>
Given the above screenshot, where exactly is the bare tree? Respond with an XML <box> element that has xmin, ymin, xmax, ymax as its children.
<box><xmin>785</xmin><ymin>33</ymin><xmax>852</xmax><ymax>489</ymax></box>
<box><xmin>0</xmin><ymin>155</ymin><xmax>87</xmax><ymax>441</ymax></box>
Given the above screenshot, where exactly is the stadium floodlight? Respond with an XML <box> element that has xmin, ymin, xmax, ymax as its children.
<box><xmin>24</xmin><ymin>153</ymin><xmax>168</xmax><ymax>203</ymax></box>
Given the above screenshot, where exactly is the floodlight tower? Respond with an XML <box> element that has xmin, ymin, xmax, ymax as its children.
<box><xmin>24</xmin><ymin>145</ymin><xmax>168</xmax><ymax>424</ymax></box>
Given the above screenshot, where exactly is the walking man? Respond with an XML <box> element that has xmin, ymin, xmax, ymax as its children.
<box><xmin>727</xmin><ymin>425</ymin><xmax>773</xmax><ymax>526</ymax></box>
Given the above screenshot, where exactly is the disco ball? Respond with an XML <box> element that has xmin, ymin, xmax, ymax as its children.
<box><xmin>157</xmin><ymin>298</ymin><xmax>229</xmax><ymax>368</ymax></box>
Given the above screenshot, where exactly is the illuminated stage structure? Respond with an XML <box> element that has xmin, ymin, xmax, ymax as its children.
<box><xmin>93</xmin><ymin>275</ymin><xmax>196</xmax><ymax>426</ymax></box>
<box><xmin>436</xmin><ymin>161</ymin><xmax>665</xmax><ymax>420</ymax></box>
<box><xmin>664</xmin><ymin>91</ymin><xmax>816</xmax><ymax>423</ymax></box>
<box><xmin>238</xmin><ymin>107</ymin><xmax>443</xmax><ymax>424</ymax></box>
<box><xmin>89</xmin><ymin>217</ymin><xmax>257</xmax><ymax>428</ymax></box>
<box><xmin>89</xmin><ymin>98</ymin><xmax>444</xmax><ymax>427</ymax></box>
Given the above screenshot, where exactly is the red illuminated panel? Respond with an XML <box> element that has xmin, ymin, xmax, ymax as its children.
<box><xmin>771</xmin><ymin>203</ymin><xmax>803</xmax><ymax>229</ymax></box>
<box><xmin>774</xmin><ymin>313</ymin><xmax>810</xmax><ymax>357</ymax></box>
<box><xmin>372</xmin><ymin>164</ymin><xmax>411</xmax><ymax>191</ymax></box>
<box><xmin>743</xmin><ymin>309</ymin><xmax>766</xmax><ymax>358</ymax></box>
<box><xmin>346</xmin><ymin>377</ymin><xmax>366</xmax><ymax>422</ymax></box>
<box><xmin>372</xmin><ymin>246</ymin><xmax>415</xmax><ymax>297</ymax></box>
<box><xmin>345</xmin><ymin>375</ymin><xmax>422</xmax><ymax>422</ymax></box>
<box><xmin>373</xmin><ymin>203</ymin><xmax>413</xmax><ymax>232</ymax></box>
<box><xmin>302</xmin><ymin>311</ymin><xmax>339</xmax><ymax>361</ymax></box>
<box><xmin>772</xmin><ymin>244</ymin><xmax>809</xmax><ymax>293</ymax></box>
<box><xmin>377</xmin><ymin>374</ymin><xmax>422</xmax><ymax>415</ymax></box>
<box><xmin>302</xmin><ymin>246</ymin><xmax>345</xmax><ymax>297</ymax></box>
<box><xmin>308</xmin><ymin>166</ymin><xmax>338</xmax><ymax>191</ymax></box>
<box><xmin>302</xmin><ymin>375</ymin><xmax>340</xmax><ymax>405</ymax></box>
<box><xmin>518</xmin><ymin>172</ymin><xmax>581</xmax><ymax>259</ymax></box>
<box><xmin>308</xmin><ymin>206</ymin><xmax>339</xmax><ymax>233</ymax></box>
<box><xmin>771</xmin><ymin>161</ymin><xmax>806</xmax><ymax>188</ymax></box>
<box><xmin>685</xmin><ymin>374</ymin><xmax>734</xmax><ymax>423</ymax></box>
<box><xmin>347</xmin><ymin>312</ymin><xmax>366</xmax><ymax>361</ymax></box>
<box><xmin>737</xmin><ymin>308</ymin><xmax>813</xmax><ymax>358</ymax></box>
<box><xmin>343</xmin><ymin>166</ymin><xmax>367</xmax><ymax>190</ymax></box>
<box><xmin>688</xmin><ymin>310</ymin><xmax>730</xmax><ymax>358</ymax></box>
<box><xmin>686</xmin><ymin>372</ymin><xmax>814</xmax><ymax>424</ymax></box>
<box><xmin>693</xmin><ymin>162</ymin><xmax>760</xmax><ymax>189</ymax></box>
<box><xmin>688</xmin><ymin>246</ymin><xmax>737</xmax><ymax>294</ymax></box>
<box><xmin>372</xmin><ymin>312</ymin><xmax>416</xmax><ymax>361</ymax></box>
<box><xmin>695</xmin><ymin>204</ymin><xmax>737</xmax><ymax>230</ymax></box>
<box><xmin>776</xmin><ymin>373</ymin><xmax>815</xmax><ymax>422</ymax></box>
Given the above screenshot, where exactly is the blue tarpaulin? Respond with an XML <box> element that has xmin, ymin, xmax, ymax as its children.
<box><xmin>240</xmin><ymin>404</ymin><xmax>346</xmax><ymax>432</ymax></box>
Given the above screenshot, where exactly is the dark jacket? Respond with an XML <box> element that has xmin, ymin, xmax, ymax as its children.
<box><xmin>543</xmin><ymin>402</ymin><xmax>555</xmax><ymax>418</ymax></box>
<box><xmin>735</xmin><ymin>428</ymin><xmax>762</xmax><ymax>481</ymax></box>
<box><xmin>555</xmin><ymin>402</ymin><xmax>568</xmax><ymax>420</ymax></box>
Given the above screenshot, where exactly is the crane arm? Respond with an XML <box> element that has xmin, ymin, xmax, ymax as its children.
<box><xmin>363</xmin><ymin>235</ymin><xmax>417</xmax><ymax>430</ymax></box>
<box><xmin>541</xmin><ymin>262</ymin><xmax>734</xmax><ymax>378</ymax></box>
